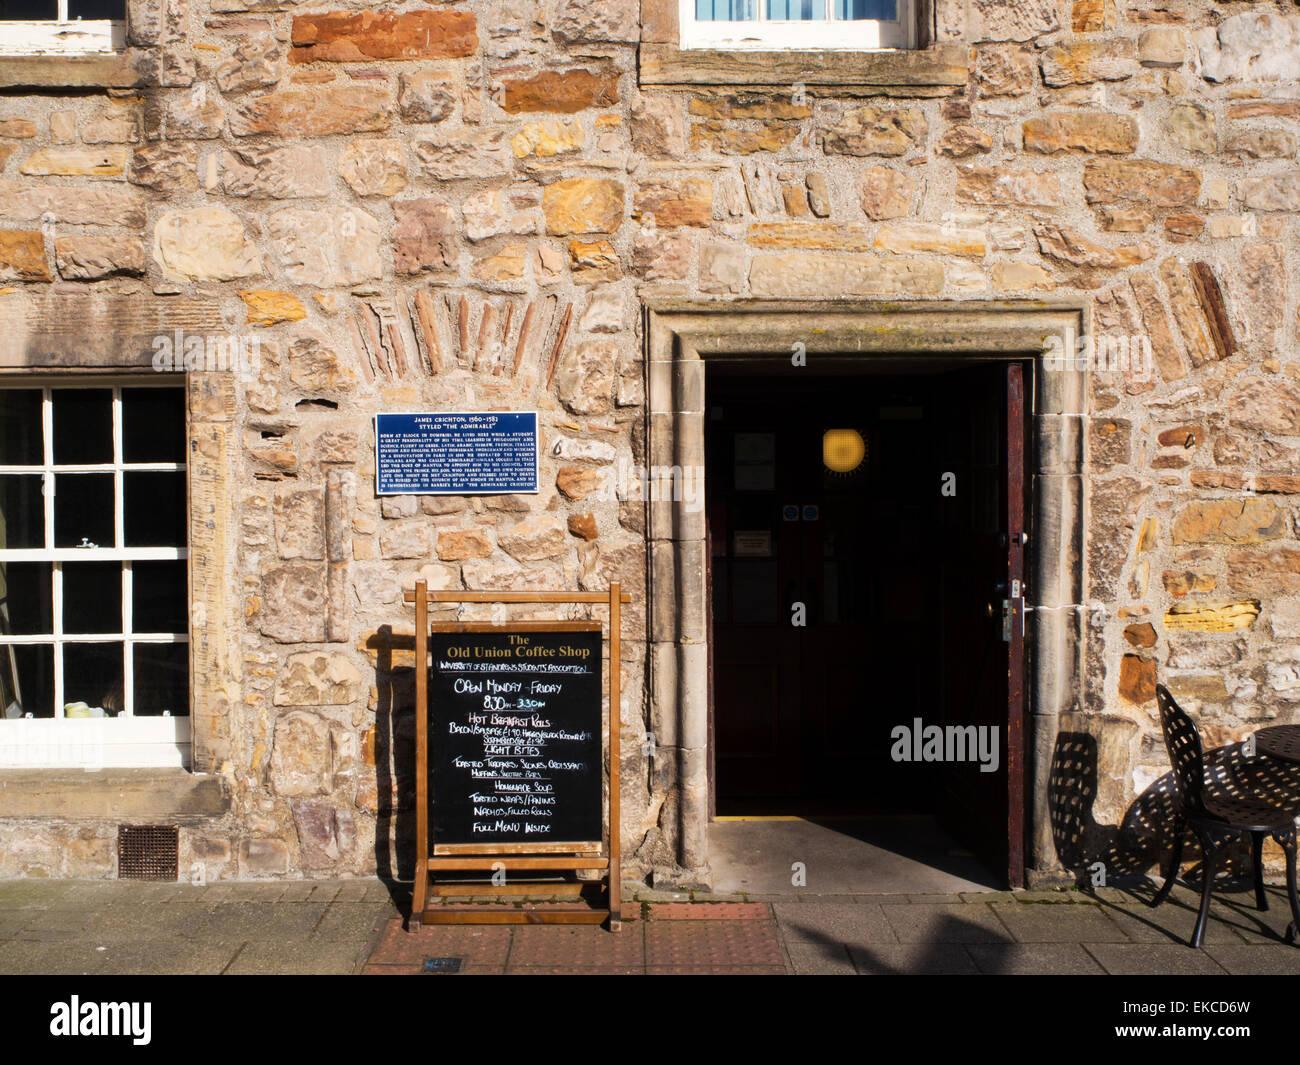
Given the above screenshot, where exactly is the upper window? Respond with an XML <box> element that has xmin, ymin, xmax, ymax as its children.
<box><xmin>0</xmin><ymin>0</ymin><xmax>125</xmax><ymax>56</ymax></box>
<box><xmin>0</xmin><ymin>382</ymin><xmax>190</xmax><ymax>769</ymax></box>
<box><xmin>681</xmin><ymin>0</ymin><xmax>916</xmax><ymax>50</ymax></box>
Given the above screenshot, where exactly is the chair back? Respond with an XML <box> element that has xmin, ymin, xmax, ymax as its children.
<box><xmin>1156</xmin><ymin>684</ymin><xmax>1204</xmax><ymax>812</ymax></box>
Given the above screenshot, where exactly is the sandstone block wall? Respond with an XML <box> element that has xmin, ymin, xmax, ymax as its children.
<box><xmin>0</xmin><ymin>0</ymin><xmax>1297</xmax><ymax>883</ymax></box>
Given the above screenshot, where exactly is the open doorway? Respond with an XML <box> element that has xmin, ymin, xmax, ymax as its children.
<box><xmin>705</xmin><ymin>358</ymin><xmax>1031</xmax><ymax>891</ymax></box>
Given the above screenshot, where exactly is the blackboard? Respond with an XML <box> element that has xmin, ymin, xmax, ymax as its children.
<box><xmin>429</xmin><ymin>628</ymin><xmax>603</xmax><ymax>847</ymax></box>
<box><xmin>375</xmin><ymin>411</ymin><xmax>538</xmax><ymax>495</ymax></box>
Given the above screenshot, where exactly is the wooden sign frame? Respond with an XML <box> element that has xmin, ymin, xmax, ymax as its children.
<box><xmin>406</xmin><ymin>582</ymin><xmax>631</xmax><ymax>931</ymax></box>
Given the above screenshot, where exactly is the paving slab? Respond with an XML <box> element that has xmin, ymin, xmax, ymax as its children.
<box><xmin>709</xmin><ymin>817</ymin><xmax>998</xmax><ymax>896</ymax></box>
<box><xmin>881</xmin><ymin>902</ymin><xmax>1013</xmax><ymax>944</ymax></box>
<box><xmin>192</xmin><ymin>901</ymin><xmax>329</xmax><ymax>939</ymax></box>
<box><xmin>60</xmin><ymin>903</ymin><xmax>213</xmax><ymax>943</ymax></box>
<box><xmin>848</xmin><ymin>942</ymin><xmax>980</xmax><ymax>975</ymax></box>
<box><xmin>644</xmin><ymin>919</ymin><xmax>785</xmax><ymax>970</ymax></box>
<box><xmin>1201</xmin><ymin>944</ymin><xmax>1300</xmax><ymax>975</ymax></box>
<box><xmin>965</xmin><ymin>942</ymin><xmax>1107</xmax><ymax>975</ymax></box>
<box><xmin>0</xmin><ymin>881</ymin><xmax>75</xmax><ymax>909</ymax></box>
<box><xmin>310</xmin><ymin>902</ymin><xmax>394</xmax><ymax>943</ymax></box>
<box><xmin>367</xmin><ymin>920</ymin><xmax>514</xmax><ymax>968</ymax></box>
<box><xmin>773</xmin><ymin>902</ymin><xmax>899</xmax><ymax>944</ymax></box>
<box><xmin>86</xmin><ymin>937</ymin><xmax>245</xmax><ymax>976</ymax></box>
<box><xmin>0</xmin><ymin>937</ymin><xmax>110</xmax><ymax>975</ymax></box>
<box><xmin>224</xmin><ymin>937</ymin><xmax>370</xmax><ymax>975</ymax></box>
<box><xmin>990</xmin><ymin>901</ymin><xmax>1130</xmax><ymax>943</ymax></box>
<box><xmin>1082</xmin><ymin>942</ymin><xmax>1230</xmax><ymax>975</ymax></box>
<box><xmin>649</xmin><ymin>902</ymin><xmax>769</xmax><ymax>920</ymax></box>
<box><xmin>1096</xmin><ymin>898</ymin><xmax>1253</xmax><ymax>946</ymax></box>
<box><xmin>510</xmin><ymin>925</ymin><xmax>647</xmax><ymax>969</ymax></box>
<box><xmin>780</xmin><ymin>933</ymin><xmax>858</xmax><ymax>975</ymax></box>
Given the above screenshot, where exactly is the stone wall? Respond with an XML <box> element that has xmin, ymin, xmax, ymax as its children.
<box><xmin>0</xmin><ymin>0</ymin><xmax>1298</xmax><ymax>883</ymax></box>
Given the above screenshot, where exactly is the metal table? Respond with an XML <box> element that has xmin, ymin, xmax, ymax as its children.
<box><xmin>1255</xmin><ymin>724</ymin><xmax>1300</xmax><ymax>944</ymax></box>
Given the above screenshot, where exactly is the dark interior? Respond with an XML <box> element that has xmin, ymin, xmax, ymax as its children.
<box><xmin>706</xmin><ymin>358</ymin><xmax>1031</xmax><ymax>877</ymax></box>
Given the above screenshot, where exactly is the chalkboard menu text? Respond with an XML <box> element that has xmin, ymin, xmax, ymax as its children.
<box><xmin>430</xmin><ymin>628</ymin><xmax>603</xmax><ymax>846</ymax></box>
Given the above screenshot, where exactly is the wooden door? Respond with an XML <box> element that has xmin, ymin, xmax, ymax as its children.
<box><xmin>937</xmin><ymin>361</ymin><xmax>1028</xmax><ymax>887</ymax></box>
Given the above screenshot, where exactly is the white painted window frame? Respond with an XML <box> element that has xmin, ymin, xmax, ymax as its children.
<box><xmin>679</xmin><ymin>0</ymin><xmax>915</xmax><ymax>50</ymax></box>
<box><xmin>0</xmin><ymin>0</ymin><xmax>124</xmax><ymax>57</ymax></box>
<box><xmin>0</xmin><ymin>379</ymin><xmax>190</xmax><ymax>769</ymax></box>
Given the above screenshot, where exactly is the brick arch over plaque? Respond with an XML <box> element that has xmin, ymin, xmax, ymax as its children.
<box><xmin>643</xmin><ymin>300</ymin><xmax>1088</xmax><ymax>886</ymax></box>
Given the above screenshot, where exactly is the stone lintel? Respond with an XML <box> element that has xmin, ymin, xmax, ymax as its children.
<box><xmin>0</xmin><ymin>289</ymin><xmax>225</xmax><ymax>371</ymax></box>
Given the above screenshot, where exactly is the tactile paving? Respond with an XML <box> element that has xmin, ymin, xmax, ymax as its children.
<box><xmin>368</xmin><ymin>919</ymin><xmax>513</xmax><ymax>967</ymax></box>
<box><xmin>508</xmin><ymin>924</ymin><xmax>646</xmax><ymax>968</ymax></box>
<box><xmin>363</xmin><ymin>912</ymin><xmax>791</xmax><ymax>973</ymax></box>
<box><xmin>645</xmin><ymin>919</ymin><xmax>784</xmax><ymax>969</ymax></box>
<box><xmin>649</xmin><ymin>903</ymin><xmax>771</xmax><ymax>921</ymax></box>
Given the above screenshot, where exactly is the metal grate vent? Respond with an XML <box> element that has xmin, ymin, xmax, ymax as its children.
<box><xmin>117</xmin><ymin>824</ymin><xmax>178</xmax><ymax>881</ymax></box>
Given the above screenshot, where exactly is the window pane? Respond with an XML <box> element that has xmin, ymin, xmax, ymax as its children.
<box><xmin>768</xmin><ymin>0</ymin><xmax>826</xmax><ymax>18</ymax></box>
<box><xmin>122</xmin><ymin>388</ymin><xmax>185</xmax><ymax>464</ymax></box>
<box><xmin>835</xmin><ymin>0</ymin><xmax>895</xmax><ymax>17</ymax></box>
<box><xmin>68</xmin><ymin>0</ymin><xmax>123</xmax><ymax>17</ymax></box>
<box><xmin>132</xmin><ymin>560</ymin><xmax>187</xmax><ymax>634</ymax></box>
<box><xmin>63</xmin><ymin>562</ymin><xmax>121</xmax><ymax>635</ymax></box>
<box><xmin>0</xmin><ymin>390</ymin><xmax>43</xmax><ymax>466</ymax></box>
<box><xmin>0</xmin><ymin>562</ymin><xmax>52</xmax><ymax>635</ymax></box>
<box><xmin>1</xmin><ymin>643</ymin><xmax>53</xmax><ymax>719</ymax></box>
<box><xmin>54</xmin><ymin>473</ymin><xmax>113</xmax><ymax>548</ymax></box>
<box><xmin>124</xmin><ymin>471</ymin><xmax>186</xmax><ymax>547</ymax></box>
<box><xmin>63</xmin><ymin>641</ymin><xmax>123</xmax><ymax>716</ymax></box>
<box><xmin>0</xmin><ymin>474</ymin><xmax>45</xmax><ymax>549</ymax></box>
<box><xmin>52</xmin><ymin>389</ymin><xmax>112</xmax><ymax>465</ymax></box>
<box><xmin>133</xmin><ymin>643</ymin><xmax>188</xmax><ymax>717</ymax></box>
<box><xmin>0</xmin><ymin>0</ymin><xmax>57</xmax><ymax>18</ymax></box>
<box><xmin>696</xmin><ymin>0</ymin><xmax>755</xmax><ymax>20</ymax></box>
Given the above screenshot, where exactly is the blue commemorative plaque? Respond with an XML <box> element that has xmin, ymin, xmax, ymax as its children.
<box><xmin>375</xmin><ymin>412</ymin><xmax>539</xmax><ymax>495</ymax></box>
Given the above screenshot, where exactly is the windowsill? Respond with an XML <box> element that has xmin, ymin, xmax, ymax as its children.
<box><xmin>0</xmin><ymin>767</ymin><xmax>228</xmax><ymax>821</ymax></box>
<box><xmin>0</xmin><ymin>717</ymin><xmax>191</xmax><ymax>770</ymax></box>
<box><xmin>638</xmin><ymin>41</ymin><xmax>967</xmax><ymax>93</ymax></box>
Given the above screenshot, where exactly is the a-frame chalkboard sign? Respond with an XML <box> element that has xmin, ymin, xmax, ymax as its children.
<box><xmin>406</xmin><ymin>582</ymin><xmax>630</xmax><ymax>931</ymax></box>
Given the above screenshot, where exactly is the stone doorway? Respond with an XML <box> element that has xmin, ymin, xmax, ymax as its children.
<box><xmin>705</xmin><ymin>360</ymin><xmax>1028</xmax><ymax>887</ymax></box>
<box><xmin>644</xmin><ymin>300</ymin><xmax>1087</xmax><ymax>890</ymax></box>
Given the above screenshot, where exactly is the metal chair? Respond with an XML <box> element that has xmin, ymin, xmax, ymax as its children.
<box><xmin>1151</xmin><ymin>684</ymin><xmax>1300</xmax><ymax>947</ymax></box>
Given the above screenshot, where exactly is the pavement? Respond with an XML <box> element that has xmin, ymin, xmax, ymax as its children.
<box><xmin>2</xmin><ymin>876</ymin><xmax>1300</xmax><ymax>975</ymax></box>
<box><xmin>708</xmin><ymin>816</ymin><xmax>1000</xmax><ymax>895</ymax></box>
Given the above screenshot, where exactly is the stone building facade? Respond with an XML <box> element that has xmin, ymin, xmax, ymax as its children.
<box><xmin>0</xmin><ymin>0</ymin><xmax>1298</xmax><ymax>887</ymax></box>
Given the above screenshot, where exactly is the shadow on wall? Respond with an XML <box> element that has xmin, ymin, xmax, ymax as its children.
<box><xmin>371</xmin><ymin>624</ymin><xmax>417</xmax><ymax>915</ymax></box>
<box><xmin>1050</xmin><ymin>730</ymin><xmax>1300</xmax><ymax>887</ymax></box>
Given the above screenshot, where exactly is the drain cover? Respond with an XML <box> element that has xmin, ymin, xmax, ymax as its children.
<box><xmin>423</xmin><ymin>957</ymin><xmax>462</xmax><ymax>974</ymax></box>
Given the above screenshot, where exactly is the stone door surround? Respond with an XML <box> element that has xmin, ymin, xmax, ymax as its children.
<box><xmin>645</xmin><ymin>299</ymin><xmax>1088</xmax><ymax>887</ymax></box>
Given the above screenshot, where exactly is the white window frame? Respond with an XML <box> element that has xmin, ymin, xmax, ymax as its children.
<box><xmin>679</xmin><ymin>0</ymin><xmax>915</xmax><ymax>50</ymax></box>
<box><xmin>0</xmin><ymin>0</ymin><xmax>125</xmax><ymax>57</ymax></box>
<box><xmin>0</xmin><ymin>378</ymin><xmax>190</xmax><ymax>769</ymax></box>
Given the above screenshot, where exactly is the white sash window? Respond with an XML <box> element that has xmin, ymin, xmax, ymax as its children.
<box><xmin>681</xmin><ymin>0</ymin><xmax>916</xmax><ymax>50</ymax></box>
<box><xmin>0</xmin><ymin>381</ymin><xmax>190</xmax><ymax>768</ymax></box>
